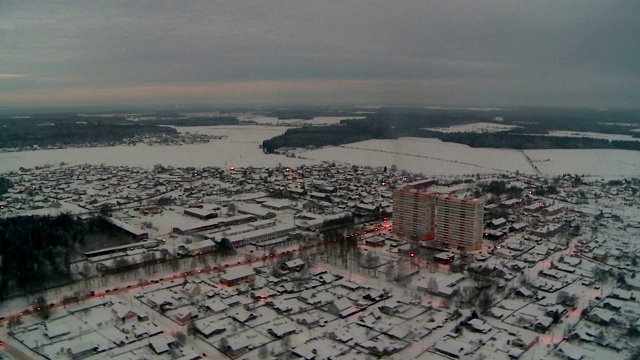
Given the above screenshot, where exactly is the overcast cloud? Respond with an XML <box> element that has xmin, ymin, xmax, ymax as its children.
<box><xmin>0</xmin><ymin>0</ymin><xmax>638</xmax><ymax>108</ymax></box>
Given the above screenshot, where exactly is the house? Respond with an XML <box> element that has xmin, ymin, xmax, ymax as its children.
<box><xmin>339</xmin><ymin>281</ymin><xmax>361</xmax><ymax>291</ymax></box>
<box><xmin>230</xmin><ymin>309</ymin><xmax>258</xmax><ymax>323</ymax></box>
<box><xmin>326</xmin><ymin>298</ymin><xmax>360</xmax><ymax>318</ymax></box>
<box><xmin>292</xmin><ymin>345</ymin><xmax>319</xmax><ymax>360</ymax></box>
<box><xmin>541</xmin><ymin>204</ymin><xmax>565</xmax><ymax>217</ymax></box>
<box><xmin>111</xmin><ymin>303</ymin><xmax>138</xmax><ymax>323</ymax></box>
<box><xmin>68</xmin><ymin>342</ymin><xmax>98</xmax><ymax>359</ymax></box>
<box><xmin>486</xmin><ymin>217</ymin><xmax>507</xmax><ymax>230</ymax></box>
<box><xmin>194</xmin><ymin>319</ymin><xmax>227</xmax><ymax>338</ymax></box>
<box><xmin>363</xmin><ymin>336</ymin><xmax>408</xmax><ymax>357</ymax></box>
<box><xmin>184</xmin><ymin>207</ymin><xmax>219</xmax><ymax>220</ymax></box>
<box><xmin>555</xmin><ymin>342</ymin><xmax>589</xmax><ymax>360</ymax></box>
<box><xmin>433</xmin><ymin>338</ymin><xmax>473</xmax><ymax>359</ymax></box>
<box><xmin>280</xmin><ymin>258</ymin><xmax>305</xmax><ymax>272</ymax></box>
<box><xmin>44</xmin><ymin>324</ymin><xmax>71</xmax><ymax>339</ymax></box>
<box><xmin>225</xmin><ymin>339</ymin><xmax>251</xmax><ymax>358</ymax></box>
<box><xmin>434</xmin><ymin>252</ymin><xmax>455</xmax><ymax>264</ymax></box>
<box><xmin>586</xmin><ymin>308</ymin><xmax>618</xmax><ymax>325</ymax></box>
<box><xmin>309</xmin><ymin>192</ymin><xmax>331</xmax><ymax>202</ymax></box>
<box><xmin>328</xmin><ymin>328</ymin><xmax>354</xmax><ymax>343</ymax></box>
<box><xmin>296</xmin><ymin>311</ymin><xmax>324</xmax><ymax>328</ymax></box>
<box><xmin>534</xmin><ymin>317</ymin><xmax>553</xmax><ymax>333</ymax></box>
<box><xmin>219</xmin><ymin>267</ymin><xmax>256</xmax><ymax>286</ymax></box>
<box><xmin>365</xmin><ymin>237</ymin><xmax>386</xmax><ymax>247</ymax></box>
<box><xmin>509</xmin><ymin>223</ymin><xmax>527</xmax><ymax>233</ymax></box>
<box><xmin>268</xmin><ymin>322</ymin><xmax>298</xmax><ymax>338</ymax></box>
<box><xmin>181</xmin><ymin>282</ymin><xmax>201</xmax><ymax>297</ymax></box>
<box><xmin>203</xmin><ymin>299</ymin><xmax>228</xmax><ymax>314</ymax></box>
<box><xmin>269</xmin><ymin>299</ymin><xmax>294</xmax><ymax>313</ymax></box>
<box><xmin>175</xmin><ymin>309</ymin><xmax>197</xmax><ymax>324</ymax></box>
<box><xmin>610</xmin><ymin>289</ymin><xmax>635</xmax><ymax>301</ymax></box>
<box><xmin>531</xmin><ymin>223</ymin><xmax>564</xmax><ymax>238</ymax></box>
<box><xmin>514</xmin><ymin>288</ymin><xmax>535</xmax><ymax>299</ymax></box>
<box><xmin>467</xmin><ymin>318</ymin><xmax>492</xmax><ymax>334</ymax></box>
<box><xmin>362</xmin><ymin>289</ymin><xmax>386</xmax><ymax>302</ymax></box>
<box><xmin>149</xmin><ymin>335</ymin><xmax>176</xmax><ymax>354</ymax></box>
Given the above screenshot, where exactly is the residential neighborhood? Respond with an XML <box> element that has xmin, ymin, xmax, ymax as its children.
<box><xmin>1</xmin><ymin>162</ymin><xmax>639</xmax><ymax>360</ymax></box>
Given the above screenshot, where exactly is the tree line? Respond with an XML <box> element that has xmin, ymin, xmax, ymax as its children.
<box><xmin>0</xmin><ymin>213</ymin><xmax>86</xmax><ymax>297</ymax></box>
<box><xmin>0</xmin><ymin>121</ymin><xmax>177</xmax><ymax>149</ymax></box>
<box><xmin>261</xmin><ymin>107</ymin><xmax>640</xmax><ymax>153</ymax></box>
<box><xmin>0</xmin><ymin>177</ymin><xmax>12</xmax><ymax>195</ymax></box>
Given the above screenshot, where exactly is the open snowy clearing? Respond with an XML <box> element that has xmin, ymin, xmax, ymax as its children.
<box><xmin>524</xmin><ymin>149</ymin><xmax>640</xmax><ymax>177</ymax></box>
<box><xmin>545</xmin><ymin>131</ymin><xmax>640</xmax><ymax>142</ymax></box>
<box><xmin>426</xmin><ymin>122</ymin><xmax>520</xmax><ymax>133</ymax></box>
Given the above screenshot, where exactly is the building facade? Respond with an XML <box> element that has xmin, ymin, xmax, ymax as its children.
<box><xmin>435</xmin><ymin>195</ymin><xmax>484</xmax><ymax>250</ymax></box>
<box><xmin>392</xmin><ymin>187</ymin><xmax>438</xmax><ymax>241</ymax></box>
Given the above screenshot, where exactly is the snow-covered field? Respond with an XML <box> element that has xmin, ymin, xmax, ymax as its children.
<box><xmin>0</xmin><ymin>126</ymin><xmax>315</xmax><ymax>173</ymax></box>
<box><xmin>545</xmin><ymin>130</ymin><xmax>640</xmax><ymax>141</ymax></box>
<box><xmin>2</xmin><ymin>125</ymin><xmax>640</xmax><ymax>177</ymax></box>
<box><xmin>426</xmin><ymin>122</ymin><xmax>520</xmax><ymax>133</ymax></box>
<box><xmin>525</xmin><ymin>149</ymin><xmax>640</xmax><ymax>176</ymax></box>
<box><xmin>237</xmin><ymin>115</ymin><xmax>365</xmax><ymax>126</ymax></box>
<box><xmin>300</xmin><ymin>138</ymin><xmax>531</xmax><ymax>175</ymax></box>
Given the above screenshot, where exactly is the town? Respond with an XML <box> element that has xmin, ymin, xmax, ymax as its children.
<box><xmin>1</xmin><ymin>162</ymin><xmax>639</xmax><ymax>360</ymax></box>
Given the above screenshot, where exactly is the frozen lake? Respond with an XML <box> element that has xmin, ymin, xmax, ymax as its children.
<box><xmin>1</xmin><ymin>126</ymin><xmax>639</xmax><ymax>177</ymax></box>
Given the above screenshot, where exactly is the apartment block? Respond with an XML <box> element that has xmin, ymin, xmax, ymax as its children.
<box><xmin>392</xmin><ymin>187</ymin><xmax>438</xmax><ymax>241</ymax></box>
<box><xmin>436</xmin><ymin>195</ymin><xmax>485</xmax><ymax>250</ymax></box>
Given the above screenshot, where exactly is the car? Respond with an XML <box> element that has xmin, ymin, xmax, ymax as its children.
<box><xmin>0</xmin><ymin>340</ymin><xmax>3</xmax><ymax>346</ymax></box>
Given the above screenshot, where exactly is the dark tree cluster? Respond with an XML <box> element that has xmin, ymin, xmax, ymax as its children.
<box><xmin>261</xmin><ymin>123</ymin><xmax>396</xmax><ymax>153</ymax></box>
<box><xmin>0</xmin><ymin>213</ymin><xmax>86</xmax><ymax>297</ymax></box>
<box><xmin>0</xmin><ymin>177</ymin><xmax>13</xmax><ymax>195</ymax></box>
<box><xmin>482</xmin><ymin>181</ymin><xmax>523</xmax><ymax>198</ymax></box>
<box><xmin>0</xmin><ymin>120</ymin><xmax>177</xmax><ymax>149</ymax></box>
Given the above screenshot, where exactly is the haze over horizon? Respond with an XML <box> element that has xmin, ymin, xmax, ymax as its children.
<box><xmin>1</xmin><ymin>1</ymin><xmax>639</xmax><ymax>109</ymax></box>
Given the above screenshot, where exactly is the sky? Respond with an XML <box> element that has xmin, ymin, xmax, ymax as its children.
<box><xmin>0</xmin><ymin>0</ymin><xmax>639</xmax><ymax>109</ymax></box>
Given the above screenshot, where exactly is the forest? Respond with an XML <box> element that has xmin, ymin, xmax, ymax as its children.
<box><xmin>0</xmin><ymin>213</ymin><xmax>86</xmax><ymax>297</ymax></box>
<box><xmin>0</xmin><ymin>118</ymin><xmax>177</xmax><ymax>149</ymax></box>
<box><xmin>0</xmin><ymin>113</ymin><xmax>239</xmax><ymax>149</ymax></box>
<box><xmin>0</xmin><ymin>214</ymin><xmax>138</xmax><ymax>298</ymax></box>
<box><xmin>262</xmin><ymin>107</ymin><xmax>640</xmax><ymax>153</ymax></box>
<box><xmin>0</xmin><ymin>177</ymin><xmax>12</xmax><ymax>195</ymax></box>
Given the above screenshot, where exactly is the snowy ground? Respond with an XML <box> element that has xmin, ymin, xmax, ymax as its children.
<box><xmin>524</xmin><ymin>149</ymin><xmax>640</xmax><ymax>177</ymax></box>
<box><xmin>236</xmin><ymin>115</ymin><xmax>366</xmax><ymax>126</ymax></box>
<box><xmin>2</xmin><ymin>125</ymin><xmax>640</xmax><ymax>178</ymax></box>
<box><xmin>426</xmin><ymin>122</ymin><xmax>520</xmax><ymax>133</ymax></box>
<box><xmin>545</xmin><ymin>131</ymin><xmax>640</xmax><ymax>142</ymax></box>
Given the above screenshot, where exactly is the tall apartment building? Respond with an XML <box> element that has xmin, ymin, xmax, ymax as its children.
<box><xmin>392</xmin><ymin>187</ymin><xmax>438</xmax><ymax>241</ymax></box>
<box><xmin>435</xmin><ymin>195</ymin><xmax>485</xmax><ymax>250</ymax></box>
